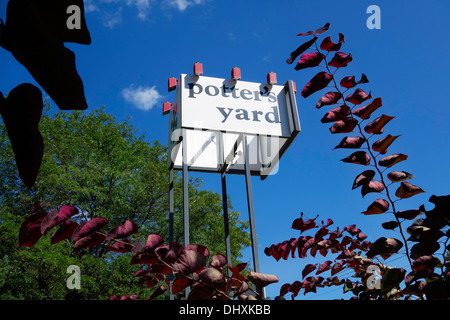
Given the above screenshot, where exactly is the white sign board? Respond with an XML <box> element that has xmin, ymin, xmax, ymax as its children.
<box><xmin>168</xmin><ymin>73</ymin><xmax>300</xmax><ymax>179</ymax></box>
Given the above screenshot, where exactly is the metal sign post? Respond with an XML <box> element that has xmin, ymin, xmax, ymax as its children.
<box><xmin>164</xmin><ymin>63</ymin><xmax>300</xmax><ymax>300</ymax></box>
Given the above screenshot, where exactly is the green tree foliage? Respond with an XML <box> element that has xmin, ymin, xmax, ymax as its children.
<box><xmin>0</xmin><ymin>103</ymin><xmax>250</xmax><ymax>299</ymax></box>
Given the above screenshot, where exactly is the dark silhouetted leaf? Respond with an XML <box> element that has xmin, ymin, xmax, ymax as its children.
<box><xmin>382</xmin><ymin>221</ymin><xmax>398</xmax><ymax>230</ymax></box>
<box><xmin>0</xmin><ymin>0</ymin><xmax>91</xmax><ymax>110</ymax></box>
<box><xmin>381</xmin><ymin>268</ymin><xmax>406</xmax><ymax>295</ymax></box>
<box><xmin>396</xmin><ymin>209</ymin><xmax>424</xmax><ymax>220</ymax></box>
<box><xmin>0</xmin><ymin>83</ymin><xmax>43</xmax><ymax>187</ymax></box>
<box><xmin>366</xmin><ymin>237</ymin><xmax>403</xmax><ymax>259</ymax></box>
<box><xmin>341</xmin><ymin>151</ymin><xmax>371</xmax><ymax>166</ymax></box>
<box><xmin>301</xmin><ymin>72</ymin><xmax>333</xmax><ymax>98</ymax></box>
<box><xmin>395</xmin><ymin>182</ymin><xmax>425</xmax><ymax>199</ymax></box>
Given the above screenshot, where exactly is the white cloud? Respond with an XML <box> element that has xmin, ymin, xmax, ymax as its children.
<box><xmin>122</xmin><ymin>85</ymin><xmax>163</xmax><ymax>111</ymax></box>
<box><xmin>127</xmin><ymin>0</ymin><xmax>151</xmax><ymax>20</ymax></box>
<box><xmin>102</xmin><ymin>6</ymin><xmax>123</xmax><ymax>29</ymax></box>
<box><xmin>162</xmin><ymin>0</ymin><xmax>205</xmax><ymax>11</ymax></box>
<box><xmin>84</xmin><ymin>0</ymin><xmax>99</xmax><ymax>13</ymax></box>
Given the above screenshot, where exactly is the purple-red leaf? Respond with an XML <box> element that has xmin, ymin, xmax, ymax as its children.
<box><xmin>247</xmin><ymin>272</ymin><xmax>279</xmax><ymax>288</ymax></box>
<box><xmin>328</xmin><ymin>52</ymin><xmax>353</xmax><ymax>68</ymax></box>
<box><xmin>143</xmin><ymin>234</ymin><xmax>164</xmax><ymax>252</ymax></box>
<box><xmin>302</xmin><ymin>264</ymin><xmax>317</xmax><ymax>279</ymax></box>
<box><xmin>334</xmin><ymin>136</ymin><xmax>366</xmax><ymax>149</ymax></box>
<box><xmin>199</xmin><ymin>267</ymin><xmax>226</xmax><ymax>289</ymax></box>
<box><xmin>329</xmin><ymin>117</ymin><xmax>358</xmax><ymax>134</ymax></box>
<box><xmin>387</xmin><ymin>171</ymin><xmax>415</xmax><ymax>183</ymax></box>
<box><xmin>105</xmin><ymin>240</ymin><xmax>134</xmax><ymax>253</ymax></box>
<box><xmin>378</xmin><ymin>153</ymin><xmax>408</xmax><ymax>168</ymax></box>
<box><xmin>40</xmin><ymin>210</ymin><xmax>59</xmax><ymax>234</ymax></box>
<box><xmin>211</xmin><ymin>253</ymin><xmax>227</xmax><ymax>268</ymax></box>
<box><xmin>361</xmin><ymin>180</ymin><xmax>385</xmax><ymax>197</ymax></box>
<box><xmin>316</xmin><ymin>261</ymin><xmax>333</xmax><ymax>275</ymax></box>
<box><xmin>320</xmin><ymin>33</ymin><xmax>345</xmax><ymax>51</ymax></box>
<box><xmin>19</xmin><ymin>211</ymin><xmax>47</xmax><ymax>247</ymax></box>
<box><xmin>73</xmin><ymin>232</ymin><xmax>106</xmax><ymax>250</ymax></box>
<box><xmin>58</xmin><ymin>206</ymin><xmax>79</xmax><ymax>220</ymax></box>
<box><xmin>340</xmin><ymin>74</ymin><xmax>369</xmax><ymax>89</ymax></box>
<box><xmin>395</xmin><ymin>182</ymin><xmax>425</xmax><ymax>199</ymax></box>
<box><xmin>372</xmin><ymin>134</ymin><xmax>401</xmax><ymax>154</ymax></box>
<box><xmin>291</xmin><ymin>214</ymin><xmax>318</xmax><ymax>233</ymax></box>
<box><xmin>345</xmin><ymin>88</ymin><xmax>372</xmax><ymax>105</ymax></box>
<box><xmin>352</xmin><ymin>98</ymin><xmax>382</xmax><ymax>120</ymax></box>
<box><xmin>106</xmin><ymin>220</ymin><xmax>138</xmax><ymax>241</ymax></box>
<box><xmin>51</xmin><ymin>219</ymin><xmax>79</xmax><ymax>245</ymax></box>
<box><xmin>331</xmin><ymin>261</ymin><xmax>345</xmax><ymax>275</ymax></box>
<box><xmin>147</xmin><ymin>285</ymin><xmax>167</xmax><ymax>300</ymax></box>
<box><xmin>315</xmin><ymin>91</ymin><xmax>342</xmax><ymax>109</ymax></box>
<box><xmin>320</xmin><ymin>105</ymin><xmax>350</xmax><ymax>123</ymax></box>
<box><xmin>341</xmin><ymin>151</ymin><xmax>371</xmax><ymax>166</ymax></box>
<box><xmin>295</xmin><ymin>52</ymin><xmax>324</xmax><ymax>70</ymax></box>
<box><xmin>301</xmin><ymin>72</ymin><xmax>333</xmax><ymax>98</ymax></box>
<box><xmin>72</xmin><ymin>217</ymin><xmax>108</xmax><ymax>242</ymax></box>
<box><xmin>362</xmin><ymin>199</ymin><xmax>389</xmax><ymax>215</ymax></box>
<box><xmin>364</xmin><ymin>115</ymin><xmax>395</xmax><ymax>134</ymax></box>
<box><xmin>287</xmin><ymin>37</ymin><xmax>318</xmax><ymax>64</ymax></box>
<box><xmin>172</xmin><ymin>278</ymin><xmax>192</xmax><ymax>295</ymax></box>
<box><xmin>174</xmin><ymin>249</ymin><xmax>207</xmax><ymax>275</ymax></box>
<box><xmin>297</xmin><ymin>22</ymin><xmax>330</xmax><ymax>36</ymax></box>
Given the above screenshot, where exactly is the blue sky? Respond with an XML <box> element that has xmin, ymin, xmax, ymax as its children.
<box><xmin>1</xmin><ymin>0</ymin><xmax>450</xmax><ymax>300</ymax></box>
